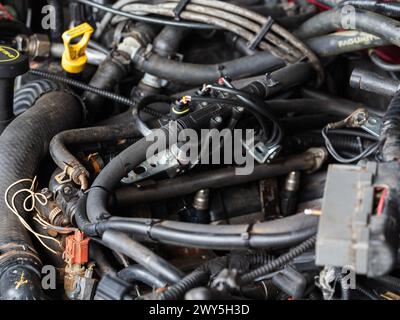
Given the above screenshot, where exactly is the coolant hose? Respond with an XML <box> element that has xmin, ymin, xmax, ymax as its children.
<box><xmin>97</xmin><ymin>213</ymin><xmax>318</xmax><ymax>250</ymax></box>
<box><xmin>13</xmin><ymin>79</ymin><xmax>64</xmax><ymax>116</ymax></box>
<box><xmin>0</xmin><ymin>91</ymin><xmax>83</xmax><ymax>299</ymax></box>
<box><xmin>295</xmin><ymin>8</ymin><xmax>400</xmax><ymax>45</ymax></box>
<box><xmin>118</xmin><ymin>265</ymin><xmax>168</xmax><ymax>289</ymax></box>
<box><xmin>133</xmin><ymin>30</ymin><xmax>387</xmax><ymax>86</ymax></box>
<box><xmin>102</xmin><ymin>230</ymin><xmax>184</xmax><ymax>284</ymax></box>
<box><xmin>83</xmin><ymin>51</ymin><xmax>131</xmax><ymax>120</ymax></box>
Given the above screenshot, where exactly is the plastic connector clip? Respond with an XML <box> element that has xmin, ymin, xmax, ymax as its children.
<box><xmin>64</xmin><ymin>230</ymin><xmax>90</xmax><ymax>265</ymax></box>
<box><xmin>61</xmin><ymin>22</ymin><xmax>94</xmax><ymax>74</ymax></box>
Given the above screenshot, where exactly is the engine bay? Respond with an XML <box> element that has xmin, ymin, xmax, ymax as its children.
<box><xmin>0</xmin><ymin>0</ymin><xmax>400</xmax><ymax>301</ymax></box>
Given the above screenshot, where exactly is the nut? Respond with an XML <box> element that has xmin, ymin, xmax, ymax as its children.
<box><xmin>28</xmin><ymin>34</ymin><xmax>51</xmax><ymax>59</ymax></box>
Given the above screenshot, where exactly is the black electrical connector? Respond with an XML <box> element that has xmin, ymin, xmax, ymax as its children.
<box><xmin>94</xmin><ymin>274</ymin><xmax>135</xmax><ymax>300</ymax></box>
<box><xmin>272</xmin><ymin>266</ymin><xmax>307</xmax><ymax>299</ymax></box>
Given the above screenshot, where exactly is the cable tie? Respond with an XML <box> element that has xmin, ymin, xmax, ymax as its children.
<box><xmin>240</xmin><ymin>223</ymin><xmax>254</xmax><ymax>248</ymax></box>
<box><xmin>145</xmin><ymin>219</ymin><xmax>163</xmax><ymax>241</ymax></box>
<box><xmin>173</xmin><ymin>0</ymin><xmax>191</xmax><ymax>20</ymax></box>
<box><xmin>248</xmin><ymin>17</ymin><xmax>274</xmax><ymax>50</ymax></box>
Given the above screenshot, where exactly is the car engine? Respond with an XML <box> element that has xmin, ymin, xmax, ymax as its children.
<box><xmin>1</xmin><ymin>0</ymin><xmax>400</xmax><ymax>301</ymax></box>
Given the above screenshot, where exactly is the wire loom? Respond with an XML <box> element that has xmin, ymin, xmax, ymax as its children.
<box><xmin>78</xmin><ymin>0</ymin><xmax>324</xmax><ymax>83</ymax></box>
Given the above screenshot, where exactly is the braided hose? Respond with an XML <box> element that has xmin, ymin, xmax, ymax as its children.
<box><xmin>29</xmin><ymin>69</ymin><xmax>162</xmax><ymax>118</ymax></box>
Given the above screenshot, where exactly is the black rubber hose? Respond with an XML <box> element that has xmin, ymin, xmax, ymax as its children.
<box><xmin>75</xmin><ymin>193</ymin><xmax>98</xmax><ymax>237</ymax></box>
<box><xmin>86</xmin><ymin>103</ymin><xmax>232</xmax><ymax>223</ymax></box>
<box><xmin>77</xmin><ymin>187</ymin><xmax>318</xmax><ymax>250</ymax></box>
<box><xmin>13</xmin><ymin>79</ymin><xmax>64</xmax><ymax>116</ymax></box>
<box><xmin>241</xmin><ymin>62</ymin><xmax>313</xmax><ymax>99</ymax></box>
<box><xmin>113</xmin><ymin>150</ymin><xmax>323</xmax><ymax>206</ymax></box>
<box><xmin>76</xmin><ymin>155</ymin><xmax>320</xmax><ymax>251</ymax></box>
<box><xmin>84</xmin><ymin>22</ymin><xmax>158</xmax><ymax>119</ymax></box>
<box><xmin>232</xmin><ymin>30</ymin><xmax>388</xmax><ymax>59</ymax></box>
<box><xmin>340</xmin><ymin>1</ymin><xmax>400</xmax><ymax>18</ymax></box>
<box><xmin>132</xmin><ymin>94</ymin><xmax>173</xmax><ymax>136</ymax></box>
<box><xmin>83</xmin><ymin>51</ymin><xmax>131</xmax><ymax>120</ymax></box>
<box><xmin>50</xmin><ymin>123</ymin><xmax>142</xmax><ymax>189</ymax></box>
<box><xmin>381</xmin><ymin>90</ymin><xmax>400</xmax><ymax>161</ymax></box>
<box><xmin>118</xmin><ymin>265</ymin><xmax>168</xmax><ymax>289</ymax></box>
<box><xmin>134</xmin><ymin>49</ymin><xmax>283</xmax><ymax>86</ymax></box>
<box><xmin>152</xmin><ymin>26</ymin><xmax>190</xmax><ymax>57</ymax></box>
<box><xmin>86</xmin><ymin>127</ymin><xmax>170</xmax><ymax>222</ymax></box>
<box><xmin>350</xmin><ymin>68</ymin><xmax>400</xmax><ymax>98</ymax></box>
<box><xmin>47</xmin><ymin>0</ymin><xmax>64</xmax><ymax>41</ymax></box>
<box><xmin>295</xmin><ymin>8</ymin><xmax>400</xmax><ymax>45</ymax></box>
<box><xmin>133</xmin><ymin>29</ymin><xmax>387</xmax><ymax>86</ymax></box>
<box><xmin>89</xmin><ymin>241</ymin><xmax>116</xmax><ymax>276</ymax></box>
<box><xmin>102</xmin><ymin>230</ymin><xmax>184</xmax><ymax>284</ymax></box>
<box><xmin>0</xmin><ymin>91</ymin><xmax>83</xmax><ymax>299</ymax></box>
<box><xmin>96</xmin><ymin>213</ymin><xmax>318</xmax><ymax>250</ymax></box>
<box><xmin>239</xmin><ymin>235</ymin><xmax>316</xmax><ymax>285</ymax></box>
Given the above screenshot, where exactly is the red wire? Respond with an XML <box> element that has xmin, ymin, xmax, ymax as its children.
<box><xmin>306</xmin><ymin>0</ymin><xmax>331</xmax><ymax>11</ymax></box>
<box><xmin>376</xmin><ymin>188</ymin><xmax>388</xmax><ymax>216</ymax></box>
<box><xmin>0</xmin><ymin>4</ymin><xmax>14</xmax><ymax>20</ymax></box>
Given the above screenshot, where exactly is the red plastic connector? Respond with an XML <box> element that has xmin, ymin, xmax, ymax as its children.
<box><xmin>64</xmin><ymin>230</ymin><xmax>90</xmax><ymax>265</ymax></box>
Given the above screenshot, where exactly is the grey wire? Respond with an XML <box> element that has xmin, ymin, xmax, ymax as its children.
<box><xmin>369</xmin><ymin>50</ymin><xmax>400</xmax><ymax>72</ymax></box>
<box><xmin>72</xmin><ymin>0</ymin><xmax>217</xmax><ymax>33</ymax></box>
<box><xmin>322</xmin><ymin>126</ymin><xmax>381</xmax><ymax>163</ymax></box>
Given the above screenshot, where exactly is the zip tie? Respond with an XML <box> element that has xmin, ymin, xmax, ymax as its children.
<box><xmin>173</xmin><ymin>0</ymin><xmax>191</xmax><ymax>20</ymax></box>
<box><xmin>248</xmin><ymin>17</ymin><xmax>274</xmax><ymax>50</ymax></box>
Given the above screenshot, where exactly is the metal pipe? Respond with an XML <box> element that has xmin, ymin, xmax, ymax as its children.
<box><xmin>350</xmin><ymin>68</ymin><xmax>400</xmax><ymax>97</ymax></box>
<box><xmin>51</xmin><ymin>43</ymin><xmax>107</xmax><ymax>65</ymax></box>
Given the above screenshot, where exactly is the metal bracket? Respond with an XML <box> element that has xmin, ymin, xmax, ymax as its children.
<box><xmin>328</xmin><ymin>108</ymin><xmax>382</xmax><ymax>137</ymax></box>
<box><xmin>121</xmin><ymin>149</ymin><xmax>179</xmax><ymax>184</ymax></box>
<box><xmin>242</xmin><ymin>134</ymin><xmax>281</xmax><ymax>163</ymax></box>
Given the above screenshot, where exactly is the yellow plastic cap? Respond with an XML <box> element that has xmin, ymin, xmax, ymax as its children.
<box><xmin>61</xmin><ymin>22</ymin><xmax>94</xmax><ymax>74</ymax></box>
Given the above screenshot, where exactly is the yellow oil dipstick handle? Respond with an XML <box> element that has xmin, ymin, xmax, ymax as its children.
<box><xmin>61</xmin><ymin>22</ymin><xmax>94</xmax><ymax>74</ymax></box>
